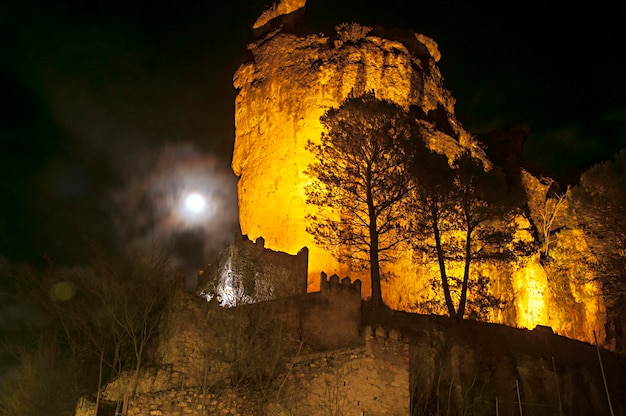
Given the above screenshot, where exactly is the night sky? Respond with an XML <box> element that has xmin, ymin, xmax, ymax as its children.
<box><xmin>2</xmin><ymin>0</ymin><xmax>626</xmax><ymax>271</ymax></box>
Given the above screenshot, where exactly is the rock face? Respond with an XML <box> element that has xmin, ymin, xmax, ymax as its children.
<box><xmin>253</xmin><ymin>0</ymin><xmax>306</xmax><ymax>29</ymax></box>
<box><xmin>232</xmin><ymin>1</ymin><xmax>606</xmax><ymax>345</ymax></box>
<box><xmin>233</xmin><ymin>11</ymin><xmax>477</xmax><ymax>286</ymax></box>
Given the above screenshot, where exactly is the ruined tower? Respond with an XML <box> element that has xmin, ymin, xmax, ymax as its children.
<box><xmin>232</xmin><ymin>0</ymin><xmax>606</xmax><ymax>344</ymax></box>
<box><xmin>232</xmin><ymin>0</ymin><xmax>475</xmax><ymax>288</ymax></box>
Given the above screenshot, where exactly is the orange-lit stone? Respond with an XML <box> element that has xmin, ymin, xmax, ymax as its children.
<box><xmin>233</xmin><ymin>15</ymin><xmax>475</xmax><ymax>293</ymax></box>
<box><xmin>512</xmin><ymin>256</ymin><xmax>551</xmax><ymax>329</ymax></box>
<box><xmin>232</xmin><ymin>1</ymin><xmax>607</xmax><ymax>345</ymax></box>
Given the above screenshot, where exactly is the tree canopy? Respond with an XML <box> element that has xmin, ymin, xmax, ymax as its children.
<box><xmin>408</xmin><ymin>147</ymin><xmax>521</xmax><ymax>320</ymax></box>
<box><xmin>306</xmin><ymin>93</ymin><xmax>521</xmax><ymax>318</ymax></box>
<box><xmin>571</xmin><ymin>149</ymin><xmax>626</xmax><ymax>348</ymax></box>
<box><xmin>306</xmin><ymin>93</ymin><xmax>416</xmax><ymax>307</ymax></box>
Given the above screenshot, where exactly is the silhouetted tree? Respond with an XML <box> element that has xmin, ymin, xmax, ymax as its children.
<box><xmin>571</xmin><ymin>149</ymin><xmax>626</xmax><ymax>349</ymax></box>
<box><xmin>406</xmin><ymin>145</ymin><xmax>458</xmax><ymax>317</ymax></box>
<box><xmin>80</xmin><ymin>250</ymin><xmax>175</xmax><ymax>395</ymax></box>
<box><xmin>306</xmin><ymin>93</ymin><xmax>415</xmax><ymax>307</ymax></box>
<box><xmin>409</xmin><ymin>148</ymin><xmax>520</xmax><ymax>320</ymax></box>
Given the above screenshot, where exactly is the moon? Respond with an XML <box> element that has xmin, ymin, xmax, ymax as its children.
<box><xmin>184</xmin><ymin>192</ymin><xmax>206</xmax><ymax>214</ymax></box>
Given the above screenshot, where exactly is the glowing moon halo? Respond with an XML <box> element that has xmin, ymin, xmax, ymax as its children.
<box><xmin>184</xmin><ymin>192</ymin><xmax>206</xmax><ymax>214</ymax></box>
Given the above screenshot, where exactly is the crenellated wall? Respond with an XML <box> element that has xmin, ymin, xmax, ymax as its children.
<box><xmin>75</xmin><ymin>267</ymin><xmax>626</xmax><ymax>416</ymax></box>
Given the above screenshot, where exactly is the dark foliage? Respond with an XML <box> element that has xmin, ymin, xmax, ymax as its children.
<box><xmin>306</xmin><ymin>93</ymin><xmax>416</xmax><ymax>307</ymax></box>
<box><xmin>408</xmin><ymin>146</ymin><xmax>522</xmax><ymax>320</ymax></box>
<box><xmin>570</xmin><ymin>149</ymin><xmax>626</xmax><ymax>350</ymax></box>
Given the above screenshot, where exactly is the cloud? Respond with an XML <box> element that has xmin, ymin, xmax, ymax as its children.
<box><xmin>110</xmin><ymin>142</ymin><xmax>239</xmax><ymax>273</ymax></box>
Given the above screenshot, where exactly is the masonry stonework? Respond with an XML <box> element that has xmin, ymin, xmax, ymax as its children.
<box><xmin>199</xmin><ymin>234</ymin><xmax>308</xmax><ymax>307</ymax></box>
<box><xmin>76</xmin><ymin>263</ymin><xmax>626</xmax><ymax>416</ymax></box>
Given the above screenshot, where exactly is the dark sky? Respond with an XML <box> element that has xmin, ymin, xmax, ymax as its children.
<box><xmin>2</xmin><ymin>0</ymin><xmax>626</xmax><ymax>270</ymax></box>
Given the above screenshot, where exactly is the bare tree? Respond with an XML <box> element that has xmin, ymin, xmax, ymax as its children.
<box><xmin>83</xmin><ymin>250</ymin><xmax>175</xmax><ymax>394</ymax></box>
<box><xmin>306</xmin><ymin>93</ymin><xmax>415</xmax><ymax>307</ymax></box>
<box><xmin>523</xmin><ymin>172</ymin><xmax>568</xmax><ymax>258</ymax></box>
<box><xmin>540</xmin><ymin>191</ymin><xmax>568</xmax><ymax>257</ymax></box>
<box><xmin>3</xmin><ymin>248</ymin><xmax>175</xmax><ymax>414</ymax></box>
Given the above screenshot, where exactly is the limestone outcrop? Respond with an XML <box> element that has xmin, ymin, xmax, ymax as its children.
<box><xmin>232</xmin><ymin>1</ymin><xmax>606</xmax><ymax>345</ymax></box>
<box><xmin>253</xmin><ymin>0</ymin><xmax>306</xmax><ymax>29</ymax></box>
<box><xmin>233</xmin><ymin>13</ymin><xmax>479</xmax><ymax>285</ymax></box>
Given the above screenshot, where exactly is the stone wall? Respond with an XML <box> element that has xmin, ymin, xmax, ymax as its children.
<box><xmin>77</xmin><ymin>273</ymin><xmax>411</xmax><ymax>416</ymax></box>
<box><xmin>266</xmin><ymin>327</ymin><xmax>410</xmax><ymax>416</ymax></box>
<box><xmin>78</xmin><ymin>387</ymin><xmax>255</xmax><ymax>416</ymax></box>
<box><xmin>200</xmin><ymin>234</ymin><xmax>308</xmax><ymax>307</ymax></box>
<box><xmin>77</xmin><ymin>326</ymin><xmax>409</xmax><ymax>416</ymax></box>
<box><xmin>76</xmin><ymin>274</ymin><xmax>626</xmax><ymax>416</ymax></box>
<box><xmin>156</xmin><ymin>271</ymin><xmax>362</xmax><ymax>385</ymax></box>
<box><xmin>269</xmin><ymin>272</ymin><xmax>362</xmax><ymax>350</ymax></box>
<box><xmin>123</xmin><ymin>388</ymin><xmax>246</xmax><ymax>416</ymax></box>
<box><xmin>385</xmin><ymin>313</ymin><xmax>626</xmax><ymax>416</ymax></box>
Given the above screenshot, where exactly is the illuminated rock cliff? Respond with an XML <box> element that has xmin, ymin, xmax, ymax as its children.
<box><xmin>232</xmin><ymin>0</ymin><xmax>605</xmax><ymax>345</ymax></box>
<box><xmin>233</xmin><ymin>1</ymin><xmax>475</xmax><ymax>285</ymax></box>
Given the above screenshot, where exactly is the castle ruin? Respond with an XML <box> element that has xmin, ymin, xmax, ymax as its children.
<box><xmin>73</xmin><ymin>2</ymin><xmax>626</xmax><ymax>414</ymax></box>
<box><xmin>232</xmin><ymin>0</ymin><xmax>606</xmax><ymax>345</ymax></box>
<box><xmin>75</xmin><ymin>269</ymin><xmax>626</xmax><ymax>415</ymax></box>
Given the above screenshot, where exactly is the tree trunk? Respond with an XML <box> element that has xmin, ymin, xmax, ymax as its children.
<box><xmin>457</xmin><ymin>228</ymin><xmax>472</xmax><ymax>321</ymax></box>
<box><xmin>367</xmin><ymin>179</ymin><xmax>384</xmax><ymax>308</ymax></box>
<box><xmin>94</xmin><ymin>348</ymin><xmax>105</xmax><ymax>416</ymax></box>
<box><xmin>368</xmin><ymin>210</ymin><xmax>384</xmax><ymax>307</ymax></box>
<box><xmin>370</xmin><ymin>232</ymin><xmax>383</xmax><ymax>307</ymax></box>
<box><xmin>132</xmin><ymin>341</ymin><xmax>144</xmax><ymax>394</ymax></box>
<box><xmin>431</xmin><ymin>208</ymin><xmax>456</xmax><ymax>318</ymax></box>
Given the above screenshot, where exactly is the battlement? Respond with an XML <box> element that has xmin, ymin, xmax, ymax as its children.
<box><xmin>363</xmin><ymin>325</ymin><xmax>403</xmax><ymax>343</ymax></box>
<box><xmin>318</xmin><ymin>272</ymin><xmax>361</xmax><ymax>295</ymax></box>
<box><xmin>200</xmin><ymin>233</ymin><xmax>308</xmax><ymax>306</ymax></box>
<box><xmin>238</xmin><ymin>234</ymin><xmax>309</xmax><ymax>261</ymax></box>
<box><xmin>362</xmin><ymin>324</ymin><xmax>408</xmax><ymax>358</ymax></box>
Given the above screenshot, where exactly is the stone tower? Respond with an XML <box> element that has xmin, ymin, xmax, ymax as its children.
<box><xmin>232</xmin><ymin>0</ymin><xmax>478</xmax><ymax>289</ymax></box>
<box><xmin>232</xmin><ymin>0</ymin><xmax>606</xmax><ymax>345</ymax></box>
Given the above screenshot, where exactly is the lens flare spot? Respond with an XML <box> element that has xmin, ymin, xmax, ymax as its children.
<box><xmin>50</xmin><ymin>281</ymin><xmax>76</xmax><ymax>302</ymax></box>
